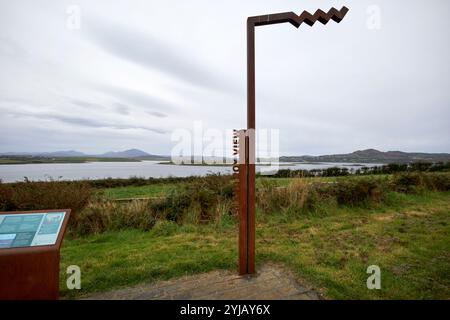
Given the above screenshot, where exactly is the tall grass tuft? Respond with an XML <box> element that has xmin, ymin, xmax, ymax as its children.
<box><xmin>257</xmin><ymin>178</ymin><xmax>317</xmax><ymax>215</ymax></box>
<box><xmin>70</xmin><ymin>200</ymin><xmax>158</xmax><ymax>236</ymax></box>
<box><xmin>149</xmin><ymin>174</ymin><xmax>235</xmax><ymax>223</ymax></box>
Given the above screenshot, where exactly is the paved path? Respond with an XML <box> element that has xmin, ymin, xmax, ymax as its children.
<box><xmin>87</xmin><ymin>264</ymin><xmax>320</xmax><ymax>300</ymax></box>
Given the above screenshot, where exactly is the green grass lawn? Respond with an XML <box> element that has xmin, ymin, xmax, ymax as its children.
<box><xmin>100</xmin><ymin>183</ymin><xmax>181</xmax><ymax>200</ymax></box>
<box><xmin>60</xmin><ymin>190</ymin><xmax>450</xmax><ymax>299</ymax></box>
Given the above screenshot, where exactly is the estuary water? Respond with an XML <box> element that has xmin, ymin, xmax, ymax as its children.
<box><xmin>0</xmin><ymin>161</ymin><xmax>381</xmax><ymax>183</ymax></box>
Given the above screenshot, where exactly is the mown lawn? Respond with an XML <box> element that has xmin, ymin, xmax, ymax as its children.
<box><xmin>60</xmin><ymin>190</ymin><xmax>450</xmax><ymax>300</ymax></box>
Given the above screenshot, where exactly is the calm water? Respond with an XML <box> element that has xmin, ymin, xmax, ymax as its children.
<box><xmin>0</xmin><ymin>161</ymin><xmax>381</xmax><ymax>183</ymax></box>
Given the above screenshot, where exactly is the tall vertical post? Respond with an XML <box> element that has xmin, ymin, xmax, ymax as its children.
<box><xmin>238</xmin><ymin>6</ymin><xmax>348</xmax><ymax>276</ymax></box>
<box><xmin>245</xmin><ymin>19</ymin><xmax>256</xmax><ymax>275</ymax></box>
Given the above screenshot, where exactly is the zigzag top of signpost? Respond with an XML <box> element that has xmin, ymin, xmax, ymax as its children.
<box><xmin>248</xmin><ymin>6</ymin><xmax>349</xmax><ymax>27</ymax></box>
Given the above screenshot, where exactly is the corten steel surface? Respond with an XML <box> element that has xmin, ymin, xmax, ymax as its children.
<box><xmin>236</xmin><ymin>6</ymin><xmax>349</xmax><ymax>275</ymax></box>
<box><xmin>0</xmin><ymin>209</ymin><xmax>71</xmax><ymax>300</ymax></box>
<box><xmin>233</xmin><ymin>130</ymin><xmax>252</xmax><ymax>275</ymax></box>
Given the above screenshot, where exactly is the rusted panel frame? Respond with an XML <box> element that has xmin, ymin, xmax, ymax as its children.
<box><xmin>0</xmin><ymin>209</ymin><xmax>71</xmax><ymax>299</ymax></box>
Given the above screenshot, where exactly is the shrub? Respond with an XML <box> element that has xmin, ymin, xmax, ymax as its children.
<box><xmin>331</xmin><ymin>177</ymin><xmax>387</xmax><ymax>206</ymax></box>
<box><xmin>391</xmin><ymin>172</ymin><xmax>425</xmax><ymax>193</ymax></box>
<box><xmin>162</xmin><ymin>190</ymin><xmax>192</xmax><ymax>222</ymax></box>
<box><xmin>149</xmin><ymin>174</ymin><xmax>235</xmax><ymax>223</ymax></box>
<box><xmin>322</xmin><ymin>167</ymin><xmax>350</xmax><ymax>177</ymax></box>
<box><xmin>0</xmin><ymin>184</ymin><xmax>14</xmax><ymax>211</ymax></box>
<box><xmin>190</xmin><ymin>175</ymin><xmax>233</xmax><ymax>220</ymax></box>
<box><xmin>0</xmin><ymin>180</ymin><xmax>91</xmax><ymax>214</ymax></box>
<box><xmin>423</xmin><ymin>173</ymin><xmax>450</xmax><ymax>191</ymax></box>
<box><xmin>271</xmin><ymin>169</ymin><xmax>312</xmax><ymax>178</ymax></box>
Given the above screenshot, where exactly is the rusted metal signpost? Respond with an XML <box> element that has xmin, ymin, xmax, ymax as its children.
<box><xmin>0</xmin><ymin>209</ymin><xmax>71</xmax><ymax>299</ymax></box>
<box><xmin>234</xmin><ymin>7</ymin><xmax>349</xmax><ymax>275</ymax></box>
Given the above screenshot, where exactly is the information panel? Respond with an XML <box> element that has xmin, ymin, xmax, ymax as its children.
<box><xmin>0</xmin><ymin>211</ymin><xmax>66</xmax><ymax>249</ymax></box>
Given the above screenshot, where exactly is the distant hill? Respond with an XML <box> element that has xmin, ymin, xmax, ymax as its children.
<box><xmin>135</xmin><ymin>155</ymin><xmax>171</xmax><ymax>161</ymax></box>
<box><xmin>98</xmin><ymin>149</ymin><xmax>151</xmax><ymax>158</ymax></box>
<box><xmin>280</xmin><ymin>149</ymin><xmax>450</xmax><ymax>164</ymax></box>
<box><xmin>0</xmin><ymin>149</ymin><xmax>169</xmax><ymax>160</ymax></box>
<box><xmin>0</xmin><ymin>150</ymin><xmax>86</xmax><ymax>157</ymax></box>
<box><xmin>2</xmin><ymin>148</ymin><xmax>449</xmax><ymax>164</ymax></box>
<box><xmin>40</xmin><ymin>150</ymin><xmax>86</xmax><ymax>157</ymax></box>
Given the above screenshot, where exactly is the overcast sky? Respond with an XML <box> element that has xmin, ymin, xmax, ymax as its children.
<box><xmin>0</xmin><ymin>0</ymin><xmax>449</xmax><ymax>156</ymax></box>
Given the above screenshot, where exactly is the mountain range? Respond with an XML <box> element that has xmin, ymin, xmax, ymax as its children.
<box><xmin>280</xmin><ymin>149</ymin><xmax>450</xmax><ymax>164</ymax></box>
<box><xmin>1</xmin><ymin>148</ymin><xmax>449</xmax><ymax>163</ymax></box>
<box><xmin>0</xmin><ymin>149</ymin><xmax>168</xmax><ymax>160</ymax></box>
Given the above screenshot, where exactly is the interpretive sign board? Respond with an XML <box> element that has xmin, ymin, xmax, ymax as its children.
<box><xmin>0</xmin><ymin>211</ymin><xmax>66</xmax><ymax>248</ymax></box>
<box><xmin>0</xmin><ymin>209</ymin><xmax>70</xmax><ymax>300</ymax></box>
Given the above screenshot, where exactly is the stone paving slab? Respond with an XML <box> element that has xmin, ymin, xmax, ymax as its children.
<box><xmin>86</xmin><ymin>263</ymin><xmax>321</xmax><ymax>300</ymax></box>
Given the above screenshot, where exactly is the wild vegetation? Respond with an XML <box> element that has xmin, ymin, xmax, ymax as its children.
<box><xmin>1</xmin><ymin>171</ymin><xmax>449</xmax><ymax>236</ymax></box>
<box><xmin>1</xmin><ymin>167</ymin><xmax>449</xmax><ymax>299</ymax></box>
<box><xmin>0</xmin><ymin>179</ymin><xmax>91</xmax><ymax>213</ymax></box>
<box><xmin>59</xmin><ymin>188</ymin><xmax>450</xmax><ymax>299</ymax></box>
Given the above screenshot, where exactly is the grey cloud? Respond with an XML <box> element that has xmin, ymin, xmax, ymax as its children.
<box><xmin>113</xmin><ymin>102</ymin><xmax>130</xmax><ymax>115</ymax></box>
<box><xmin>98</xmin><ymin>85</ymin><xmax>171</xmax><ymax>116</ymax></box>
<box><xmin>70</xmin><ymin>98</ymin><xmax>105</xmax><ymax>110</ymax></box>
<box><xmin>147</xmin><ymin>111</ymin><xmax>167</xmax><ymax>118</ymax></box>
<box><xmin>113</xmin><ymin>102</ymin><xmax>166</xmax><ymax>117</ymax></box>
<box><xmin>1</xmin><ymin>1</ymin><xmax>449</xmax><ymax>155</ymax></box>
<box><xmin>86</xmin><ymin>18</ymin><xmax>238</xmax><ymax>94</ymax></box>
<box><xmin>5</xmin><ymin>109</ymin><xmax>166</xmax><ymax>134</ymax></box>
<box><xmin>69</xmin><ymin>95</ymin><xmax>166</xmax><ymax>117</ymax></box>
